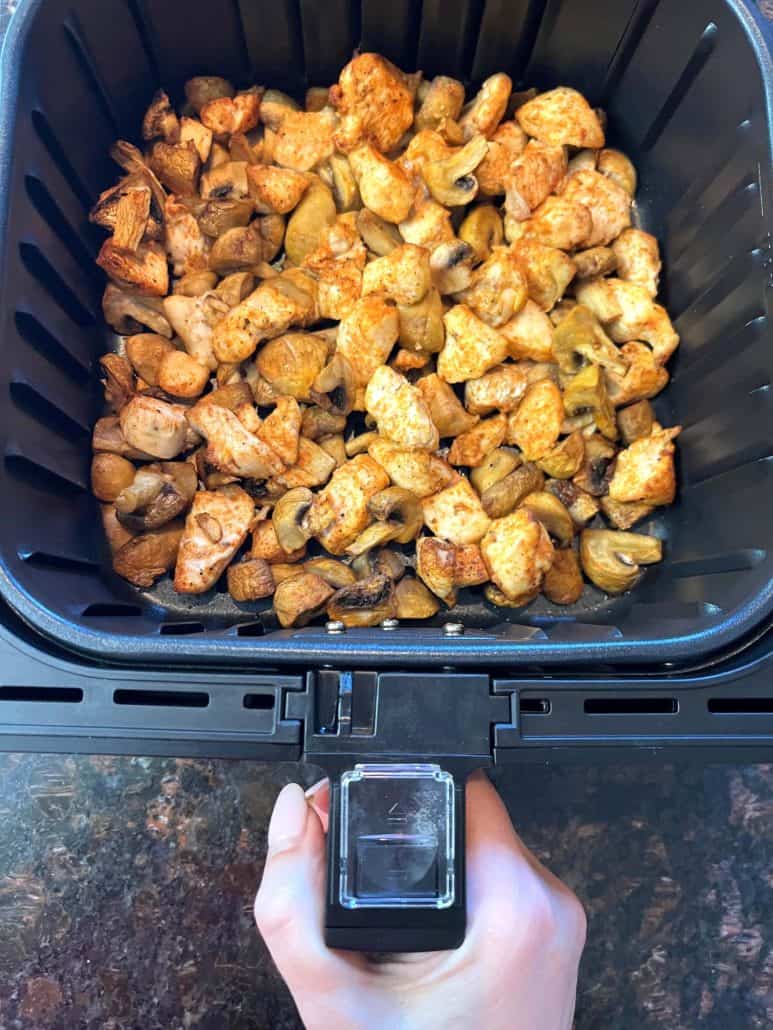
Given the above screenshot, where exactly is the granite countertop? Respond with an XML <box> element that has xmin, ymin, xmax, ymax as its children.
<box><xmin>1</xmin><ymin>1</ymin><xmax>772</xmax><ymax>1027</ymax></box>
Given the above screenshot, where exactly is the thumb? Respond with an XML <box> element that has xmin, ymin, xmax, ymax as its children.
<box><xmin>254</xmin><ymin>783</ymin><xmax>334</xmax><ymax>989</ymax></box>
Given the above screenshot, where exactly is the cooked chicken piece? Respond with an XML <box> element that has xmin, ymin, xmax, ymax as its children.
<box><xmin>597</xmin><ymin>148</ymin><xmax>637</xmax><ymax>196</ymax></box>
<box><xmin>251</xmin><ymin>519</ymin><xmax>307</xmax><ymax>563</ymax></box>
<box><xmin>448</xmin><ymin>414</ymin><xmax>507</xmax><ymax>467</ymax></box>
<box><xmin>174</xmin><ymin>486</ymin><xmax>255</xmax><ymax>594</ymax></box>
<box><xmin>511</xmin><ymin>239</ymin><xmax>576</xmax><ymax>311</ymax></box>
<box><xmin>454</xmin><ymin>247</ymin><xmax>528</xmax><ymax>328</ymax></box>
<box><xmin>302</xmin><ymin>214</ymin><xmax>366</xmax><ymax>320</ymax></box>
<box><xmin>416</xmin><ymin>76</ymin><xmax>465</xmax><ymax>131</ymax></box>
<box><xmin>164</xmin><ymin>195</ymin><xmax>209</xmax><ymax>277</ymax></box>
<box><xmin>120</xmin><ymin>396</ymin><xmax>194</xmax><ymax>459</ymax></box>
<box><xmin>574</xmin><ymin>245</ymin><xmax>617</xmax><ymax>280</ymax></box>
<box><xmin>516</xmin><ymin>87</ymin><xmax>605</xmax><ymax>149</ymax></box>
<box><xmin>179</xmin><ymin>116</ymin><xmax>213</xmax><ymax>163</ymax></box>
<box><xmin>465</xmin><ymin>364</ymin><xmax>530</xmax><ymax>414</ymax></box>
<box><xmin>273</xmin><ymin>108</ymin><xmax>337</xmax><ymax>171</ymax></box>
<box><xmin>609</xmin><ymin>426</ymin><xmax>680</xmax><ymax>505</ymax></box>
<box><xmin>522</xmin><ymin>195</ymin><xmax>593</xmax><ymax>251</ymax></box>
<box><xmin>605</xmin><ymin>341</ymin><xmax>669</xmax><ymax>407</ymax></box>
<box><xmin>561</xmin><ymin>169</ymin><xmax>631</xmax><ymax>247</ymax></box>
<box><xmin>187</xmin><ymin>403</ymin><xmax>286</xmax><ymax>479</ymax></box>
<box><xmin>235</xmin><ymin>401</ymin><xmax>262</xmax><ymax>435</ymax></box>
<box><xmin>330</xmin><ymin>53</ymin><xmax>415</xmax><ymax>153</ymax></box>
<box><xmin>307</xmin><ymin>454</ymin><xmax>390</xmax><ymax>554</ymax></box>
<box><xmin>270</xmin><ymin>436</ymin><xmax>337</xmax><ymax>490</ymax></box>
<box><xmin>399</xmin><ymin>199</ymin><xmax>456</xmax><ymax>251</ymax></box>
<box><xmin>349</xmin><ymin>144</ymin><xmax>416</xmax><ymax>223</ymax></box>
<box><xmin>416</xmin><ymin>537</ymin><xmax>488</xmax><ymax>604</ymax></box>
<box><xmin>97</xmin><ymin>239</ymin><xmax>169</xmax><ymax>296</ymax></box>
<box><xmin>505</xmin><ymin>140</ymin><xmax>567</xmax><ymax>223</ymax></box>
<box><xmin>213</xmin><ymin>271</ymin><xmax>318</xmax><ymax>364</ymax></box>
<box><xmin>158</xmin><ymin>351</ymin><xmax>210</xmax><ymax>399</ymax></box>
<box><xmin>578</xmin><ymin>278</ymin><xmax>678</xmax><ymax>365</ymax></box>
<box><xmin>476</xmin><ymin>122</ymin><xmax>528</xmax><ymax>196</ymax></box>
<box><xmin>368</xmin><ymin>438</ymin><xmax>458</xmax><ymax>498</ymax></box>
<box><xmin>459</xmin><ymin>73</ymin><xmax>512</xmax><ymax>140</ymax></box>
<box><xmin>126</xmin><ymin>334</ymin><xmax>177</xmax><ymax>389</ymax></box>
<box><xmin>416</xmin><ymin>374</ymin><xmax>478</xmax><ymax>437</ymax></box>
<box><xmin>499</xmin><ymin>300</ymin><xmax>555</xmax><ymax>362</ymax></box>
<box><xmin>421</xmin><ymin>478</ymin><xmax>491</xmax><ymax>546</ymax></box>
<box><xmin>336</xmin><ymin>294</ymin><xmax>399</xmax><ymax>390</ymax></box>
<box><xmin>163</xmin><ymin>293</ymin><xmax>228</xmax><ymax>372</ymax></box>
<box><xmin>397</xmin><ymin>129</ymin><xmax>452</xmax><ymax>181</ymax></box>
<box><xmin>507</xmin><ymin>380</ymin><xmax>564</xmax><ymax>460</ymax></box>
<box><xmin>362</xmin><ymin>244</ymin><xmax>431</xmax><ymax>305</ymax></box>
<box><xmin>200</xmin><ymin>87</ymin><xmax>262</xmax><ymax>137</ymax></box>
<box><xmin>480</xmin><ymin>508</ymin><xmax>554</xmax><ymax>602</ymax></box>
<box><xmin>110</xmin><ymin>187</ymin><xmax>151</xmax><ymax>253</ymax></box>
<box><xmin>255</xmin><ymin>332</ymin><xmax>330</xmax><ymax>401</ymax></box>
<box><xmin>612</xmin><ymin>228</ymin><xmax>661</xmax><ymax>297</ymax></box>
<box><xmin>257</xmin><ymin>395</ymin><xmax>301</xmax><ymax>467</ymax></box>
<box><xmin>365</xmin><ymin>366</ymin><xmax>439</xmax><ymax>451</ymax></box>
<box><xmin>438</xmin><ymin>305</ymin><xmax>508</xmax><ymax>382</ymax></box>
<box><xmin>247</xmin><ymin>164</ymin><xmax>310</xmax><ymax>214</ymax></box>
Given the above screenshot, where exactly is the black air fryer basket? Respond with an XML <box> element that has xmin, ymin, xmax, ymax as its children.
<box><xmin>0</xmin><ymin>0</ymin><xmax>772</xmax><ymax>949</ymax></box>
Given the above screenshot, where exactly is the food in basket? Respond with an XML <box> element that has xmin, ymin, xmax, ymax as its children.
<box><xmin>90</xmin><ymin>54</ymin><xmax>681</xmax><ymax>627</ymax></box>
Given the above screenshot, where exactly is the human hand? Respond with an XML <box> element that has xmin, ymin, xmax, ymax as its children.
<box><xmin>255</xmin><ymin>770</ymin><xmax>586</xmax><ymax>1030</ymax></box>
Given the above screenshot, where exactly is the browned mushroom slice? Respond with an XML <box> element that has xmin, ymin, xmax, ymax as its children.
<box><xmin>99</xmin><ymin>354</ymin><xmax>134</xmax><ymax>412</ymax></box>
<box><xmin>311</xmin><ymin>353</ymin><xmax>357</xmax><ymax>417</ymax></box>
<box><xmin>617</xmin><ymin>400</ymin><xmax>655</xmax><ymax>445</ymax></box>
<box><xmin>142</xmin><ymin>89</ymin><xmax>179</xmax><ymax>142</ymax></box>
<box><xmin>470</xmin><ymin>448</ymin><xmax>521</xmax><ymax>495</ymax></box>
<box><xmin>356</xmin><ymin>208</ymin><xmax>403</xmax><ymax>256</ymax></box>
<box><xmin>367</xmin><ymin>487</ymin><xmax>424</xmax><ymax>544</ymax></box>
<box><xmin>546</xmin><ymin>479</ymin><xmax>600</xmax><ymax>529</ymax></box>
<box><xmin>112</xmin><ymin>188</ymin><xmax>151</xmax><ymax>253</ymax></box>
<box><xmin>351</xmin><ymin>547</ymin><xmax>405</xmax><ymax>582</ymax></box>
<box><xmin>572</xmin><ymin>434</ymin><xmax>617</xmax><ymax>497</ymax></box>
<box><xmin>173</xmin><ymin>486</ymin><xmax>255</xmax><ymax>594</ymax></box>
<box><xmin>600</xmin><ymin>496</ymin><xmax>654</xmax><ymax>531</ymax></box>
<box><xmin>120</xmin><ymin>396</ymin><xmax>193</xmax><ymax>460</ymax></box>
<box><xmin>301</xmin><ymin>407</ymin><xmax>347</xmax><ymax>441</ymax></box>
<box><xmin>543</xmin><ymin>549</ymin><xmax>584</xmax><ymax>605</ymax></box>
<box><xmin>552</xmin><ymin>305</ymin><xmax>626</xmax><ymax>376</ymax></box>
<box><xmin>200</xmin><ymin>161</ymin><xmax>250</xmax><ymax>200</ymax></box>
<box><xmin>394</xmin><ymin>576</ymin><xmax>441</xmax><ymax>620</ymax></box>
<box><xmin>574</xmin><ymin>246</ymin><xmax>617</xmax><ymax>280</ymax></box>
<box><xmin>101</xmin><ymin>503</ymin><xmax>135</xmax><ymax>553</ymax></box>
<box><xmin>102</xmin><ymin>285</ymin><xmax>172</xmax><ymax>338</ymax></box>
<box><xmin>536</xmin><ymin>432</ymin><xmax>585</xmax><ymax>480</ymax></box>
<box><xmin>274</xmin><ymin>572</ymin><xmax>334</xmax><ymax>627</ymax></box>
<box><xmin>580</xmin><ymin>529</ymin><xmax>662</xmax><ymax>594</ymax></box>
<box><xmin>90</xmin><ymin>178</ymin><xmax>163</xmax><ymax>241</ymax></box>
<box><xmin>97</xmin><ymin>239</ymin><xmax>169</xmax><ymax>297</ymax></box>
<box><xmin>303</xmin><ymin>558</ymin><xmax>357</xmax><ymax>589</ymax></box>
<box><xmin>93</xmin><ymin>416</ymin><xmax>155</xmax><ymax>461</ymax></box>
<box><xmin>326</xmin><ymin>573</ymin><xmax>397</xmax><ymax>628</ymax></box>
<box><xmin>115</xmin><ymin>463</ymin><xmax>196</xmax><ymax>533</ymax></box>
<box><xmin>125</xmin><ymin>334</ymin><xmax>175</xmax><ymax>387</ymax></box>
<box><xmin>480</xmin><ymin>462</ymin><xmax>544</xmax><ymax>519</ymax></box>
<box><xmin>520</xmin><ymin>491</ymin><xmax>575</xmax><ymax>546</ymax></box>
<box><xmin>112</xmin><ymin>520</ymin><xmax>184</xmax><ymax>588</ymax></box>
<box><xmin>272</xmin><ymin>488</ymin><xmax>313</xmax><ymax>553</ymax></box>
<box><xmin>563</xmin><ymin>364</ymin><xmax>618</xmax><ymax>442</ymax></box>
<box><xmin>227</xmin><ymin>557</ymin><xmax>275</xmax><ymax>602</ymax></box>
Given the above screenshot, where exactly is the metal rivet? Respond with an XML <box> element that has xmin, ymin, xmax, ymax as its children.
<box><xmin>443</xmin><ymin>622</ymin><xmax>465</xmax><ymax>637</ymax></box>
<box><xmin>380</xmin><ymin>618</ymin><xmax>399</xmax><ymax>631</ymax></box>
<box><xmin>325</xmin><ymin>620</ymin><xmax>346</xmax><ymax>634</ymax></box>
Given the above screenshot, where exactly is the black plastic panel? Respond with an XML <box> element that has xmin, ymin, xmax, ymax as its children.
<box><xmin>0</xmin><ymin>0</ymin><xmax>770</xmax><ymax>671</ymax></box>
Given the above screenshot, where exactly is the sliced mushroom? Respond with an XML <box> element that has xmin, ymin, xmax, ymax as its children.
<box><xmin>351</xmin><ymin>547</ymin><xmax>405</xmax><ymax>582</ymax></box>
<box><xmin>574</xmin><ymin>246</ymin><xmax>617</xmax><ymax>280</ymax></box>
<box><xmin>470</xmin><ymin>447</ymin><xmax>521</xmax><ymax>495</ymax></box>
<box><xmin>112</xmin><ymin>188</ymin><xmax>151</xmax><ymax>252</ymax></box>
<box><xmin>91</xmin><ymin>454</ymin><xmax>136</xmax><ymax>502</ymax></box>
<box><xmin>572</xmin><ymin>434</ymin><xmax>617</xmax><ymax>497</ymax></box>
<box><xmin>597</xmin><ymin>149</ymin><xmax>637</xmax><ymax>197</ymax></box>
<box><xmin>345</xmin><ymin>521</ymin><xmax>402</xmax><ymax>556</ymax></box>
<box><xmin>116</xmin><ymin>465</ymin><xmax>195</xmax><ymax>533</ymax></box>
<box><xmin>301</xmin><ymin>407</ymin><xmax>346</xmax><ymax>441</ymax></box>
<box><xmin>311</xmin><ymin>353</ymin><xmax>356</xmax><ymax>416</ymax></box>
<box><xmin>458</xmin><ymin>204</ymin><xmax>504</xmax><ymax>263</ymax></box>
<box><xmin>227</xmin><ymin>557</ymin><xmax>275</xmax><ymax>601</ymax></box>
<box><xmin>93</xmin><ymin>416</ymin><xmax>155</xmax><ymax>460</ymax></box>
<box><xmin>349</xmin><ymin>143</ymin><xmax>415</xmax><ymax>223</ymax></box>
<box><xmin>394</xmin><ymin>576</ymin><xmax>441</xmax><ymax>620</ymax></box>
<box><xmin>125</xmin><ymin>334</ymin><xmax>175</xmax><ymax>387</ymax></box>
<box><xmin>274</xmin><ymin>572</ymin><xmax>334</xmax><ymax>627</ymax></box>
<box><xmin>101</xmin><ymin>503</ymin><xmax>135</xmax><ymax>553</ymax></box>
<box><xmin>252</xmin><ymin>519</ymin><xmax>307</xmax><ymax>564</ymax></box>
<box><xmin>317</xmin><ymin>433</ymin><xmax>347</xmax><ymax>468</ymax></box>
<box><xmin>200</xmin><ymin>161</ymin><xmax>250</xmax><ymax>200</ymax></box>
<box><xmin>196</xmin><ymin>197</ymin><xmax>254</xmax><ymax>238</ymax></box>
<box><xmin>520</xmin><ymin>491</ymin><xmax>575</xmax><ymax>546</ymax></box>
<box><xmin>580</xmin><ymin>529</ymin><xmax>662</xmax><ymax>594</ymax></box>
<box><xmin>546</xmin><ymin>479</ymin><xmax>600</xmax><ymax>528</ymax></box>
<box><xmin>356</xmin><ymin>208</ymin><xmax>402</xmax><ymax>255</ymax></box>
<box><xmin>552</xmin><ymin>306</ymin><xmax>626</xmax><ymax>376</ymax></box>
<box><xmin>543</xmin><ymin>548</ymin><xmax>584</xmax><ymax>605</ymax></box>
<box><xmin>480</xmin><ymin>462</ymin><xmax>544</xmax><ymax>519</ymax></box>
<box><xmin>272</xmin><ymin>487</ymin><xmax>313</xmax><ymax>553</ymax></box>
<box><xmin>617</xmin><ymin>400</ymin><xmax>654</xmax><ymax>445</ymax></box>
<box><xmin>345</xmin><ymin>431</ymin><xmax>380</xmax><ymax>457</ymax></box>
<box><xmin>327</xmin><ymin>573</ymin><xmax>397</xmax><ymax>628</ymax></box>
<box><xmin>255</xmin><ymin>332</ymin><xmax>330</xmax><ymax>401</ymax></box>
<box><xmin>367</xmin><ymin>487</ymin><xmax>423</xmax><ymax>543</ymax></box>
<box><xmin>563</xmin><ymin>364</ymin><xmax>618</xmax><ymax>441</ymax></box>
<box><xmin>112</xmin><ymin>520</ymin><xmax>184</xmax><ymax>588</ymax></box>
<box><xmin>97</xmin><ymin>239</ymin><xmax>168</xmax><ymax>297</ymax></box>
<box><xmin>185</xmin><ymin>76</ymin><xmax>235</xmax><ymax>113</ymax></box>
<box><xmin>600</xmin><ymin>496</ymin><xmax>654</xmax><ymax>531</ymax></box>
<box><xmin>90</xmin><ymin>177</ymin><xmax>162</xmax><ymax>242</ymax></box>
<box><xmin>99</xmin><ymin>354</ymin><xmax>134</xmax><ymax>412</ymax></box>
<box><xmin>303</xmin><ymin>557</ymin><xmax>357</xmax><ymax>589</ymax></box>
<box><xmin>284</xmin><ymin>177</ymin><xmax>337</xmax><ymax>265</ymax></box>
<box><xmin>415</xmin><ymin>76</ymin><xmax>465</xmax><ymax>132</ymax></box>
<box><xmin>103</xmin><ymin>283</ymin><xmax>173</xmax><ymax>338</ymax></box>
<box><xmin>537</xmin><ymin>431</ymin><xmax>585</xmax><ymax>480</ymax></box>
<box><xmin>459</xmin><ymin>74</ymin><xmax>511</xmax><ymax>140</ymax></box>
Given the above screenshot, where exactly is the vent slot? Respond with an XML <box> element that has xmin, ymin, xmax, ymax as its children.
<box><xmin>236</xmin><ymin>621</ymin><xmax>266</xmax><ymax>637</ymax></box>
<box><xmin>0</xmin><ymin>686</ymin><xmax>83</xmax><ymax>703</ymax></box>
<box><xmin>19</xmin><ymin>242</ymin><xmax>95</xmax><ymax>326</ymax></box>
<box><xmin>159</xmin><ymin>621</ymin><xmax>205</xmax><ymax>636</ymax></box>
<box><xmin>30</xmin><ymin>108</ymin><xmax>92</xmax><ymax>211</ymax></box>
<box><xmin>9</xmin><ymin>381</ymin><xmax>89</xmax><ymax>443</ymax></box>
<box><xmin>63</xmin><ymin>17</ymin><xmax>121</xmax><ymax>136</ymax></box>
<box><xmin>5</xmin><ymin>452</ymin><xmax>87</xmax><ymax>496</ymax></box>
<box><xmin>708</xmin><ymin>699</ymin><xmax>773</xmax><ymax>715</ymax></box>
<box><xmin>14</xmin><ymin>311</ymin><xmax>90</xmax><ymax>381</ymax></box>
<box><xmin>114</xmin><ymin>688</ymin><xmax>209</xmax><ymax>708</ymax></box>
<box><xmin>19</xmin><ymin>549</ymin><xmax>98</xmax><ymax>573</ymax></box>
<box><xmin>24</xmin><ymin>174</ymin><xmax>98</xmax><ymax>276</ymax></box>
<box><xmin>243</xmin><ymin>693</ymin><xmax>276</xmax><ymax>710</ymax></box>
<box><xmin>584</xmin><ymin>698</ymin><xmax>678</xmax><ymax>715</ymax></box>
<box><xmin>81</xmin><ymin>603</ymin><xmax>143</xmax><ymax>618</ymax></box>
<box><xmin>519</xmin><ymin>698</ymin><xmax>551</xmax><ymax>715</ymax></box>
<box><xmin>599</xmin><ymin>0</ymin><xmax>661</xmax><ymax>104</ymax></box>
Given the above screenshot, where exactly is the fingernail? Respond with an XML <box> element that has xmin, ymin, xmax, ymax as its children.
<box><xmin>267</xmin><ymin>783</ymin><xmax>309</xmax><ymax>855</ymax></box>
<box><xmin>468</xmin><ymin>768</ymin><xmax>490</xmax><ymax>784</ymax></box>
<box><xmin>304</xmin><ymin>777</ymin><xmax>329</xmax><ymax>800</ymax></box>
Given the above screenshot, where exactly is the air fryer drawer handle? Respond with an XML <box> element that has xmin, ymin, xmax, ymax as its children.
<box><xmin>324</xmin><ymin>763</ymin><xmax>466</xmax><ymax>952</ymax></box>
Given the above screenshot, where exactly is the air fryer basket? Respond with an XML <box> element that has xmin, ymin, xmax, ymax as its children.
<box><xmin>0</xmin><ymin>0</ymin><xmax>770</xmax><ymax>668</ymax></box>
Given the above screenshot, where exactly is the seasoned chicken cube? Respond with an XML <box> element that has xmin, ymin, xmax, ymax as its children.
<box><xmin>609</xmin><ymin>426</ymin><xmax>680</xmax><ymax>505</ymax></box>
<box><xmin>213</xmin><ymin>271</ymin><xmax>318</xmax><ymax>364</ymax></box>
<box><xmin>365</xmin><ymin>366</ymin><xmax>439</xmax><ymax>451</ymax></box>
<box><xmin>251</xmin><ymin>519</ymin><xmax>307</xmax><ymax>563</ymax></box>
<box><xmin>164</xmin><ymin>196</ymin><xmax>209</xmax><ymax>277</ymax></box>
<box><xmin>307</xmin><ymin>454</ymin><xmax>390</xmax><ymax>554</ymax></box>
<box><xmin>397</xmin><ymin>129</ymin><xmax>452</xmax><ymax>180</ymax></box>
<box><xmin>330</xmin><ymin>53</ymin><xmax>415</xmax><ymax>153</ymax></box>
<box><xmin>270</xmin><ymin>437</ymin><xmax>337</xmax><ymax>490</ymax></box>
<box><xmin>179</xmin><ymin>116</ymin><xmax>213</xmax><ymax>163</ymax></box>
<box><xmin>97</xmin><ymin>239</ymin><xmax>169</xmax><ymax>296</ymax></box>
<box><xmin>597</xmin><ymin>148</ymin><xmax>637</xmax><ymax>196</ymax></box>
<box><xmin>561</xmin><ymin>169</ymin><xmax>631</xmax><ymax>247</ymax></box>
<box><xmin>416</xmin><ymin>373</ymin><xmax>478</xmax><ymax>436</ymax></box>
<box><xmin>162</xmin><ymin>294</ymin><xmax>227</xmax><ymax>373</ymax></box>
<box><xmin>399</xmin><ymin>199</ymin><xmax>456</xmax><ymax>251</ymax></box>
<box><xmin>186</xmin><ymin>403</ymin><xmax>286</xmax><ymax>479</ymax></box>
<box><xmin>511</xmin><ymin>239</ymin><xmax>576</xmax><ymax>311</ymax></box>
<box><xmin>578</xmin><ymin>278</ymin><xmax>678</xmax><ymax>365</ymax></box>
<box><xmin>465</xmin><ymin>364</ymin><xmax>530</xmax><ymax>414</ymax></box>
<box><xmin>605</xmin><ymin>341</ymin><xmax>669</xmax><ymax>407</ymax></box>
<box><xmin>507</xmin><ymin>380</ymin><xmax>564</xmax><ymax>460</ymax></box>
<box><xmin>476</xmin><ymin>122</ymin><xmax>528</xmax><ymax>196</ymax></box>
<box><xmin>200</xmin><ymin>87</ymin><xmax>261</xmax><ymax>137</ymax></box>
<box><xmin>516</xmin><ymin>87</ymin><xmax>605</xmax><ymax>149</ymax></box>
<box><xmin>416</xmin><ymin>538</ymin><xmax>489</xmax><ymax>604</ymax></box>
<box><xmin>505</xmin><ymin>140</ymin><xmax>567</xmax><ymax>222</ymax></box>
<box><xmin>459</xmin><ymin>73</ymin><xmax>512</xmax><ymax>140</ymax></box>
<box><xmin>247</xmin><ymin>164</ymin><xmax>310</xmax><ymax>214</ymax></box>
<box><xmin>120</xmin><ymin>396</ymin><xmax>193</xmax><ymax>459</ymax></box>
<box><xmin>173</xmin><ymin>486</ymin><xmax>254</xmax><ymax>594</ymax></box>
<box><xmin>522</xmin><ymin>195</ymin><xmax>593</xmax><ymax>251</ymax></box>
<box><xmin>362</xmin><ymin>244</ymin><xmax>431</xmax><ymax>305</ymax></box>
<box><xmin>448</xmin><ymin>414</ymin><xmax>508</xmax><ymax>467</ymax></box>
<box><xmin>612</xmin><ymin>228</ymin><xmax>661</xmax><ymax>297</ymax></box>
<box><xmin>368</xmin><ymin>438</ymin><xmax>458</xmax><ymax>498</ymax></box>
<box><xmin>255</xmin><ymin>332</ymin><xmax>330</xmax><ymax>401</ymax></box>
<box><xmin>421</xmin><ymin>478</ymin><xmax>491</xmax><ymax>546</ymax></box>
<box><xmin>499</xmin><ymin>300</ymin><xmax>555</xmax><ymax>362</ymax></box>
<box><xmin>336</xmin><ymin>294</ymin><xmax>400</xmax><ymax>390</ymax></box>
<box><xmin>349</xmin><ymin>144</ymin><xmax>416</xmax><ymax>224</ymax></box>
<box><xmin>257</xmin><ymin>395</ymin><xmax>301</xmax><ymax>467</ymax></box>
<box><xmin>273</xmin><ymin>109</ymin><xmax>337</xmax><ymax>172</ymax></box>
<box><xmin>480</xmin><ymin>508</ymin><xmax>554</xmax><ymax>602</ymax></box>
<box><xmin>454</xmin><ymin>247</ymin><xmax>528</xmax><ymax>328</ymax></box>
<box><xmin>438</xmin><ymin>305</ymin><xmax>508</xmax><ymax>382</ymax></box>
<box><xmin>302</xmin><ymin>215</ymin><xmax>366</xmax><ymax>320</ymax></box>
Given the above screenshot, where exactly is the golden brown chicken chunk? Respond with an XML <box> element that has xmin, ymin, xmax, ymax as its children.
<box><xmin>561</xmin><ymin>169</ymin><xmax>631</xmax><ymax>248</ymax></box>
<box><xmin>273</xmin><ymin>109</ymin><xmax>337</xmax><ymax>172</ymax></box>
<box><xmin>186</xmin><ymin>403</ymin><xmax>286</xmax><ymax>479</ymax></box>
<box><xmin>499</xmin><ymin>301</ymin><xmax>555</xmax><ymax>362</ymax></box>
<box><xmin>454</xmin><ymin>247</ymin><xmax>528</xmax><ymax>328</ymax></box>
<box><xmin>368</xmin><ymin>438</ymin><xmax>458</xmax><ymax>498</ymax></box>
<box><xmin>505</xmin><ymin>140</ymin><xmax>567</xmax><ymax>222</ymax></box>
<box><xmin>507</xmin><ymin>380</ymin><xmax>564</xmax><ymax>461</ymax></box>
<box><xmin>480</xmin><ymin>508</ymin><xmax>554</xmax><ymax>602</ymax></box>
<box><xmin>349</xmin><ymin>144</ymin><xmax>416</xmax><ymax>224</ymax></box>
<box><xmin>516</xmin><ymin>87</ymin><xmax>605</xmax><ymax>149</ymax></box>
<box><xmin>608</xmin><ymin>426</ymin><xmax>680</xmax><ymax>505</ymax></box>
<box><xmin>364</xmin><ymin>366</ymin><xmax>439</xmax><ymax>451</ymax></box>
<box><xmin>421</xmin><ymin>478</ymin><xmax>491</xmax><ymax>546</ymax></box>
<box><xmin>307</xmin><ymin>454</ymin><xmax>390</xmax><ymax>555</ymax></box>
<box><xmin>612</xmin><ymin>228</ymin><xmax>661</xmax><ymax>297</ymax></box>
<box><xmin>447</xmin><ymin>414</ymin><xmax>507</xmax><ymax>467</ymax></box>
<box><xmin>336</xmin><ymin>295</ymin><xmax>400</xmax><ymax>390</ymax></box>
<box><xmin>331</xmin><ymin>53</ymin><xmax>415</xmax><ymax>153</ymax></box>
<box><xmin>438</xmin><ymin>305</ymin><xmax>508</xmax><ymax>382</ymax></box>
<box><xmin>213</xmin><ymin>271</ymin><xmax>318</xmax><ymax>364</ymax></box>
<box><xmin>465</xmin><ymin>364</ymin><xmax>530</xmax><ymax>414</ymax></box>
<box><xmin>174</xmin><ymin>486</ymin><xmax>255</xmax><ymax>594</ymax></box>
<box><xmin>476</xmin><ymin>122</ymin><xmax>528</xmax><ymax>196</ymax></box>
